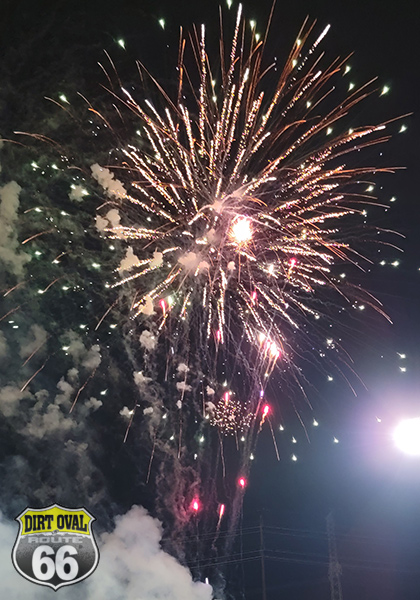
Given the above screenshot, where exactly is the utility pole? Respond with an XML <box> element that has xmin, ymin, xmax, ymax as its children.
<box><xmin>259</xmin><ymin>514</ymin><xmax>267</xmax><ymax>600</ymax></box>
<box><xmin>326</xmin><ymin>512</ymin><xmax>343</xmax><ymax>600</ymax></box>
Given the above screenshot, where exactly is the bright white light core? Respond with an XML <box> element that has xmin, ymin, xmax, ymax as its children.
<box><xmin>231</xmin><ymin>218</ymin><xmax>252</xmax><ymax>244</ymax></box>
<box><xmin>393</xmin><ymin>418</ymin><xmax>420</xmax><ymax>455</ymax></box>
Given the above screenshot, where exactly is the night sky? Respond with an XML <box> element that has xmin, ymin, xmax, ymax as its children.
<box><xmin>0</xmin><ymin>0</ymin><xmax>419</xmax><ymax>599</ymax></box>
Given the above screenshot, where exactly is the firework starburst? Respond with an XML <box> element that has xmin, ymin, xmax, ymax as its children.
<box><xmin>209</xmin><ymin>391</ymin><xmax>253</xmax><ymax>436</ymax></box>
<box><xmin>94</xmin><ymin>5</ymin><xmax>394</xmax><ymax>430</ymax></box>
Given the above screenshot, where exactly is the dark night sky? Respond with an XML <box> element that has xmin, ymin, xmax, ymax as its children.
<box><xmin>1</xmin><ymin>1</ymin><xmax>420</xmax><ymax>599</ymax></box>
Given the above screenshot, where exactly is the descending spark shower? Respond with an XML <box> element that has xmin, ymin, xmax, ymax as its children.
<box><xmin>90</xmin><ymin>2</ymin><xmax>394</xmax><ymax>562</ymax></box>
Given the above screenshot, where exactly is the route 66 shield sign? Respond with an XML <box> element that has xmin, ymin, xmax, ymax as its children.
<box><xmin>12</xmin><ymin>504</ymin><xmax>99</xmax><ymax>590</ymax></box>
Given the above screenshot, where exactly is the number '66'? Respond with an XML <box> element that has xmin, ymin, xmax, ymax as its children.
<box><xmin>32</xmin><ymin>545</ymin><xmax>79</xmax><ymax>581</ymax></box>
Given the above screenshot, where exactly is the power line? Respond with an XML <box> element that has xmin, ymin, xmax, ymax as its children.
<box><xmin>162</xmin><ymin>525</ymin><xmax>260</xmax><ymax>543</ymax></box>
<box><xmin>264</xmin><ymin>524</ymin><xmax>400</xmax><ymax>544</ymax></box>
<box><xmin>188</xmin><ymin>550</ymin><xmax>420</xmax><ymax>575</ymax></box>
<box><xmin>164</xmin><ymin>523</ymin><xmax>406</xmax><ymax>548</ymax></box>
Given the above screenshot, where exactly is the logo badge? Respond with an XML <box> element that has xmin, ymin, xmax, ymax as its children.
<box><xmin>12</xmin><ymin>504</ymin><xmax>99</xmax><ymax>590</ymax></box>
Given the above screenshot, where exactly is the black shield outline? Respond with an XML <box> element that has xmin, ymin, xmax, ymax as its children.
<box><xmin>12</xmin><ymin>504</ymin><xmax>99</xmax><ymax>591</ymax></box>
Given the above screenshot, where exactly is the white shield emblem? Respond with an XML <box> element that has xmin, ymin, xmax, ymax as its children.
<box><xmin>12</xmin><ymin>504</ymin><xmax>99</xmax><ymax>590</ymax></box>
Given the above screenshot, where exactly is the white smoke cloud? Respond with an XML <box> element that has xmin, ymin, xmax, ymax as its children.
<box><xmin>0</xmin><ymin>514</ymin><xmax>47</xmax><ymax>599</ymax></box>
<box><xmin>95</xmin><ymin>209</ymin><xmax>121</xmax><ymax>233</ymax></box>
<box><xmin>133</xmin><ymin>371</ymin><xmax>152</xmax><ymax>388</ymax></box>
<box><xmin>198</xmin><ymin>261</ymin><xmax>210</xmax><ymax>271</ymax></box>
<box><xmin>0</xmin><ymin>385</ymin><xmax>30</xmax><ymax>418</ymax></box>
<box><xmin>23</xmin><ymin>402</ymin><xmax>75</xmax><ymax>438</ymax></box>
<box><xmin>90</xmin><ymin>163</ymin><xmax>126</xmax><ymax>199</ymax></box>
<box><xmin>95</xmin><ymin>214</ymin><xmax>108</xmax><ymax>231</ymax></box>
<box><xmin>0</xmin><ymin>332</ymin><xmax>105</xmax><ymax>516</ymax></box>
<box><xmin>19</xmin><ymin>325</ymin><xmax>48</xmax><ymax>359</ymax></box>
<box><xmin>143</xmin><ymin>406</ymin><xmax>154</xmax><ymax>415</ymax></box>
<box><xmin>176</xmin><ymin>381</ymin><xmax>192</xmax><ymax>393</ymax></box>
<box><xmin>0</xmin><ymin>370</ymin><xmax>102</xmax><ymax>439</ymax></box>
<box><xmin>178</xmin><ymin>252</ymin><xmax>199</xmax><ymax>270</ymax></box>
<box><xmin>82</xmin><ymin>345</ymin><xmax>101</xmax><ymax>370</ymax></box>
<box><xmin>88</xmin><ymin>507</ymin><xmax>213</xmax><ymax>600</ymax></box>
<box><xmin>64</xmin><ymin>331</ymin><xmax>86</xmax><ymax>362</ymax></box>
<box><xmin>206</xmin><ymin>386</ymin><xmax>215</xmax><ymax>396</ymax></box>
<box><xmin>69</xmin><ymin>184</ymin><xmax>88</xmax><ymax>202</ymax></box>
<box><xmin>63</xmin><ymin>333</ymin><xmax>101</xmax><ymax>371</ymax></box>
<box><xmin>150</xmin><ymin>250</ymin><xmax>163</xmax><ymax>268</ymax></box>
<box><xmin>118</xmin><ymin>246</ymin><xmax>141</xmax><ymax>272</ymax></box>
<box><xmin>120</xmin><ymin>406</ymin><xmax>133</xmax><ymax>418</ymax></box>
<box><xmin>0</xmin><ymin>331</ymin><xmax>8</xmax><ymax>358</ymax></box>
<box><xmin>0</xmin><ymin>181</ymin><xmax>30</xmax><ymax>276</ymax></box>
<box><xmin>139</xmin><ymin>295</ymin><xmax>155</xmax><ymax>316</ymax></box>
<box><xmin>66</xmin><ymin>367</ymin><xmax>79</xmax><ymax>384</ymax></box>
<box><xmin>85</xmin><ymin>397</ymin><xmax>103</xmax><ymax>412</ymax></box>
<box><xmin>205</xmin><ymin>401</ymin><xmax>216</xmax><ymax>414</ymax></box>
<box><xmin>207</xmin><ymin>228</ymin><xmax>217</xmax><ymax>243</ymax></box>
<box><xmin>0</xmin><ymin>181</ymin><xmax>21</xmax><ymax>221</ymax></box>
<box><xmin>0</xmin><ymin>507</ymin><xmax>213</xmax><ymax>600</ymax></box>
<box><xmin>105</xmin><ymin>209</ymin><xmax>121</xmax><ymax>228</ymax></box>
<box><xmin>22</xmin><ymin>380</ymin><xmax>102</xmax><ymax>439</ymax></box>
<box><xmin>227</xmin><ymin>261</ymin><xmax>236</xmax><ymax>271</ymax></box>
<box><xmin>176</xmin><ymin>364</ymin><xmax>191</xmax><ymax>392</ymax></box>
<box><xmin>177</xmin><ymin>363</ymin><xmax>189</xmax><ymax>375</ymax></box>
<box><xmin>178</xmin><ymin>253</ymin><xmax>209</xmax><ymax>273</ymax></box>
<box><xmin>54</xmin><ymin>377</ymin><xmax>74</xmax><ymax>406</ymax></box>
<box><xmin>140</xmin><ymin>330</ymin><xmax>157</xmax><ymax>351</ymax></box>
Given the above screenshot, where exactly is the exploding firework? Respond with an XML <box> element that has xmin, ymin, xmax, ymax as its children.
<box><xmin>209</xmin><ymin>391</ymin><xmax>253</xmax><ymax>435</ymax></box>
<box><xmin>95</xmin><ymin>4</ymin><xmax>393</xmax><ymax>416</ymax></box>
<box><xmin>5</xmin><ymin>5</ymin><xmax>402</xmax><ymax>589</ymax></box>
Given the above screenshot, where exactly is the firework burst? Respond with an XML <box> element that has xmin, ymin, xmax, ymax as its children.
<box><xmin>94</xmin><ymin>5</ymin><xmax>395</xmax><ymax>430</ymax></box>
<box><xmin>209</xmin><ymin>391</ymin><xmax>253</xmax><ymax>436</ymax></box>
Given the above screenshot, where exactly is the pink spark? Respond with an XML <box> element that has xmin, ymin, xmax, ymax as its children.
<box><xmin>289</xmin><ymin>257</ymin><xmax>297</xmax><ymax>268</ymax></box>
<box><xmin>160</xmin><ymin>299</ymin><xmax>166</xmax><ymax>315</ymax></box>
<box><xmin>219</xmin><ymin>504</ymin><xmax>225</xmax><ymax>518</ymax></box>
<box><xmin>216</xmin><ymin>329</ymin><xmax>222</xmax><ymax>342</ymax></box>
<box><xmin>251</xmin><ymin>290</ymin><xmax>257</xmax><ymax>303</ymax></box>
<box><xmin>263</xmin><ymin>404</ymin><xmax>270</xmax><ymax>417</ymax></box>
<box><xmin>192</xmin><ymin>499</ymin><xmax>200</xmax><ymax>512</ymax></box>
<box><xmin>238</xmin><ymin>477</ymin><xmax>247</xmax><ymax>488</ymax></box>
